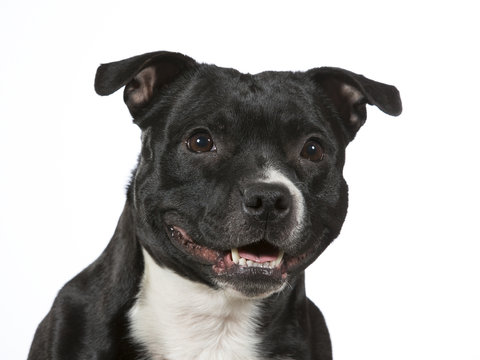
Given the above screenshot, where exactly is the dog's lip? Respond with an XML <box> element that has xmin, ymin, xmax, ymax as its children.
<box><xmin>166</xmin><ymin>224</ymin><xmax>313</xmax><ymax>277</ymax></box>
<box><xmin>166</xmin><ymin>225</ymin><xmax>221</xmax><ymax>264</ymax></box>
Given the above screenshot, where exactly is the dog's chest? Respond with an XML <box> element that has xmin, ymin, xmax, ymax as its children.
<box><xmin>129</xmin><ymin>250</ymin><xmax>263</xmax><ymax>360</ymax></box>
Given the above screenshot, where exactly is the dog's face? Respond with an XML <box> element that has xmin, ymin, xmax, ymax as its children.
<box><xmin>95</xmin><ymin>52</ymin><xmax>401</xmax><ymax>298</ymax></box>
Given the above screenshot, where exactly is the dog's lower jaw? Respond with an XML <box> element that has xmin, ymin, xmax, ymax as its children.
<box><xmin>129</xmin><ymin>249</ymin><xmax>264</xmax><ymax>360</ymax></box>
<box><xmin>164</xmin><ymin>222</ymin><xmax>330</xmax><ymax>298</ymax></box>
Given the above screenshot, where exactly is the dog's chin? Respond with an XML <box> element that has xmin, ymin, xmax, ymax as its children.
<box><xmin>165</xmin><ymin>224</ymin><xmax>316</xmax><ymax>299</ymax></box>
<box><xmin>214</xmin><ymin>271</ymin><xmax>287</xmax><ymax>299</ymax></box>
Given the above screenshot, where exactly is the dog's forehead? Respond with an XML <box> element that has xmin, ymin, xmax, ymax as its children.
<box><xmin>203</xmin><ymin>67</ymin><xmax>314</xmax><ymax>107</ymax></box>
<box><xmin>167</xmin><ymin>66</ymin><xmax>325</xmax><ymax>138</ymax></box>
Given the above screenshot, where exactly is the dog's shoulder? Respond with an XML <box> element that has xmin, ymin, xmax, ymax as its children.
<box><xmin>28</xmin><ymin>204</ymin><xmax>145</xmax><ymax>360</ymax></box>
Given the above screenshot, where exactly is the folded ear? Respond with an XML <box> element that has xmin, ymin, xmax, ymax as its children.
<box><xmin>94</xmin><ymin>51</ymin><xmax>197</xmax><ymax>122</ymax></box>
<box><xmin>308</xmin><ymin>67</ymin><xmax>402</xmax><ymax>142</ymax></box>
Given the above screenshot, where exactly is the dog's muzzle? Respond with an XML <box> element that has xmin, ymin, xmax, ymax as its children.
<box><xmin>164</xmin><ymin>181</ymin><xmax>316</xmax><ymax>284</ymax></box>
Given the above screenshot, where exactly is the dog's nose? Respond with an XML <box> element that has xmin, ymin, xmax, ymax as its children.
<box><xmin>242</xmin><ymin>183</ymin><xmax>292</xmax><ymax>220</ymax></box>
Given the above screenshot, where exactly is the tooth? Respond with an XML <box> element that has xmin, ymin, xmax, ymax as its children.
<box><xmin>239</xmin><ymin>258</ymin><xmax>246</xmax><ymax>266</ymax></box>
<box><xmin>231</xmin><ymin>248</ymin><xmax>239</xmax><ymax>264</ymax></box>
<box><xmin>246</xmin><ymin>260</ymin><xmax>253</xmax><ymax>267</ymax></box>
<box><xmin>273</xmin><ymin>250</ymin><xmax>285</xmax><ymax>267</ymax></box>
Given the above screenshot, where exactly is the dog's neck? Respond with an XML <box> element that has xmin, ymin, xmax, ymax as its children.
<box><xmin>129</xmin><ymin>249</ymin><xmax>263</xmax><ymax>360</ymax></box>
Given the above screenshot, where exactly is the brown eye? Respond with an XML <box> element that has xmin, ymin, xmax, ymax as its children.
<box><xmin>186</xmin><ymin>132</ymin><xmax>215</xmax><ymax>153</ymax></box>
<box><xmin>300</xmin><ymin>140</ymin><xmax>325</xmax><ymax>162</ymax></box>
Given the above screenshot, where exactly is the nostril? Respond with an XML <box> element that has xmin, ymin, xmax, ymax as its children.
<box><xmin>245</xmin><ymin>196</ymin><xmax>263</xmax><ymax>210</ymax></box>
<box><xmin>275</xmin><ymin>195</ymin><xmax>290</xmax><ymax>212</ymax></box>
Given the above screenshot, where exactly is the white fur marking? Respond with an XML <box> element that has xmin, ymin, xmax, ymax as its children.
<box><xmin>129</xmin><ymin>250</ymin><xmax>262</xmax><ymax>360</ymax></box>
<box><xmin>264</xmin><ymin>168</ymin><xmax>306</xmax><ymax>240</ymax></box>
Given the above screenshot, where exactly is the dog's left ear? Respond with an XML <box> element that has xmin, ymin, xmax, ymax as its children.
<box><xmin>308</xmin><ymin>67</ymin><xmax>402</xmax><ymax>142</ymax></box>
<box><xmin>94</xmin><ymin>51</ymin><xmax>197</xmax><ymax>123</ymax></box>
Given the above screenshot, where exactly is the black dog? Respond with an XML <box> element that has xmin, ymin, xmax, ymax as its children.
<box><xmin>28</xmin><ymin>51</ymin><xmax>401</xmax><ymax>360</ymax></box>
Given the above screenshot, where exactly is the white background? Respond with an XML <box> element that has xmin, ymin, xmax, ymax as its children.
<box><xmin>1</xmin><ymin>0</ymin><xmax>479</xmax><ymax>359</ymax></box>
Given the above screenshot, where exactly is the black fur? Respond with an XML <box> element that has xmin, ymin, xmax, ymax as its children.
<box><xmin>28</xmin><ymin>51</ymin><xmax>401</xmax><ymax>359</ymax></box>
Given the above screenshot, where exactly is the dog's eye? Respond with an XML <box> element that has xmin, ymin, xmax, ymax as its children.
<box><xmin>186</xmin><ymin>132</ymin><xmax>215</xmax><ymax>153</ymax></box>
<box><xmin>300</xmin><ymin>139</ymin><xmax>325</xmax><ymax>162</ymax></box>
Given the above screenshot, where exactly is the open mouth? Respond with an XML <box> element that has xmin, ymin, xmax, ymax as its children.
<box><xmin>231</xmin><ymin>242</ymin><xmax>284</xmax><ymax>270</ymax></box>
<box><xmin>166</xmin><ymin>225</ymin><xmax>307</xmax><ymax>278</ymax></box>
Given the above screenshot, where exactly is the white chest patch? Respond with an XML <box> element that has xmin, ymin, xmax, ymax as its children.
<box><xmin>129</xmin><ymin>250</ymin><xmax>263</xmax><ymax>360</ymax></box>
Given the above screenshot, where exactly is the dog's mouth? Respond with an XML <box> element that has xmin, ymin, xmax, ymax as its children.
<box><xmin>166</xmin><ymin>225</ymin><xmax>309</xmax><ymax>280</ymax></box>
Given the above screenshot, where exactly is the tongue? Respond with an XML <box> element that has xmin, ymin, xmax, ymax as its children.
<box><xmin>238</xmin><ymin>241</ymin><xmax>279</xmax><ymax>263</ymax></box>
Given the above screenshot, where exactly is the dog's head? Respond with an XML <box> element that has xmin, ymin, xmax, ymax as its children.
<box><xmin>95</xmin><ymin>51</ymin><xmax>401</xmax><ymax>298</ymax></box>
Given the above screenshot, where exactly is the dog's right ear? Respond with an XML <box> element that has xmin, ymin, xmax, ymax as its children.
<box><xmin>94</xmin><ymin>51</ymin><xmax>197</xmax><ymax>122</ymax></box>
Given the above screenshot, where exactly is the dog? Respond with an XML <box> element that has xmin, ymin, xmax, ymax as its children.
<box><xmin>28</xmin><ymin>51</ymin><xmax>401</xmax><ymax>360</ymax></box>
